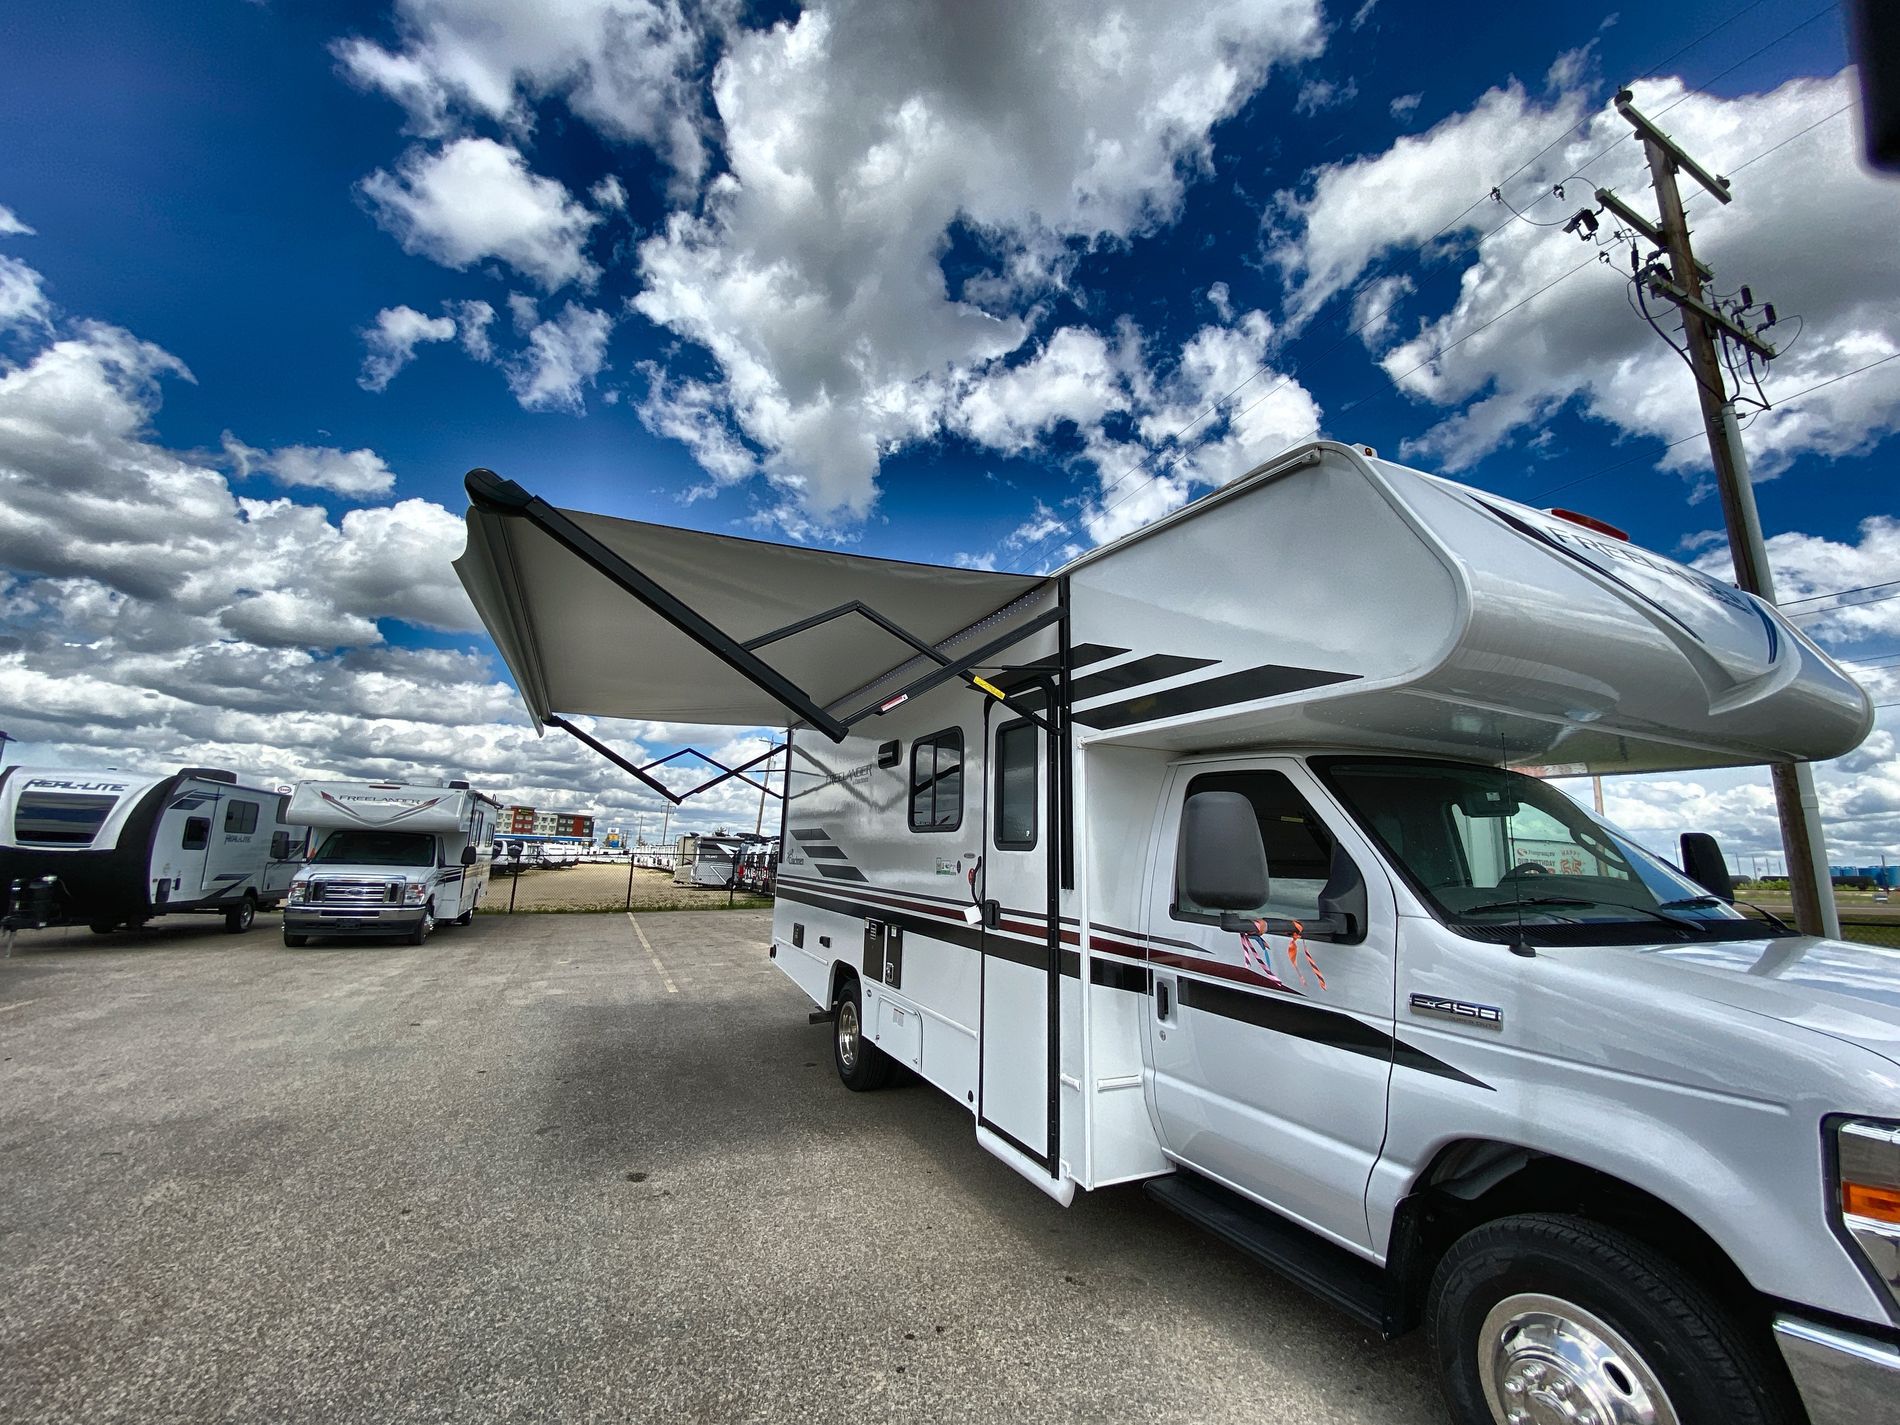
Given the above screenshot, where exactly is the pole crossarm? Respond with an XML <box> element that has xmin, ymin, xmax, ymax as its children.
<box><xmin>1615</xmin><ymin>91</ymin><xmax>1733</xmax><ymax>204</ymax></box>
<box><xmin>1594</xmin><ymin>188</ymin><xmax>1714</xmax><ymax>281</ymax></box>
<box><xmin>1642</xmin><ymin>272</ymin><xmax>1779</xmax><ymax>360</ymax></box>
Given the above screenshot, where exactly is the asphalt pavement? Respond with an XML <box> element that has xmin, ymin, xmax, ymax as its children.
<box><xmin>0</xmin><ymin>910</ymin><xmax>1446</xmax><ymax>1423</ymax></box>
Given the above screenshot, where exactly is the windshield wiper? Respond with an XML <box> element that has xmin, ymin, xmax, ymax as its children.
<box><xmin>1659</xmin><ymin>895</ymin><xmax>1793</xmax><ymax>933</ymax></box>
<box><xmin>1656</xmin><ymin>896</ymin><xmax>1721</xmax><ymax>908</ymax></box>
<box><xmin>1458</xmin><ymin>896</ymin><xmax>1594</xmax><ymax>916</ymax></box>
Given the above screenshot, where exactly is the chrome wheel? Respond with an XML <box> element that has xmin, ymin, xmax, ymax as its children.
<box><xmin>835</xmin><ymin>998</ymin><xmax>859</xmax><ymax>1071</ymax></box>
<box><xmin>1479</xmin><ymin>1293</ymin><xmax>1677</xmax><ymax>1425</ymax></box>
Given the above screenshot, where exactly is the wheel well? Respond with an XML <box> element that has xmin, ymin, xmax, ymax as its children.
<box><xmin>826</xmin><ymin>961</ymin><xmax>857</xmax><ymax>1009</ymax></box>
<box><xmin>1390</xmin><ymin>1140</ymin><xmax>1763</xmax><ymax>1337</ymax></box>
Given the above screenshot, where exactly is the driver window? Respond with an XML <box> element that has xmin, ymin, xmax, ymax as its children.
<box><xmin>1172</xmin><ymin>770</ymin><xmax>1361</xmax><ymax>938</ymax></box>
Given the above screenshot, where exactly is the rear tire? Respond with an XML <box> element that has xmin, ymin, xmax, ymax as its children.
<box><xmin>224</xmin><ymin>896</ymin><xmax>255</xmax><ymax>934</ymax></box>
<box><xmin>455</xmin><ymin>909</ymin><xmax>474</xmax><ymax>926</ymax></box>
<box><xmin>1429</xmin><ymin>1212</ymin><xmax>1796</xmax><ymax>1425</ymax></box>
<box><xmin>831</xmin><ymin>975</ymin><xmax>892</xmax><ymax>1092</ymax></box>
<box><xmin>282</xmin><ymin>931</ymin><xmax>308</xmax><ymax>948</ymax></box>
<box><xmin>408</xmin><ymin>902</ymin><xmax>435</xmax><ymax>946</ymax></box>
<box><xmin>89</xmin><ymin>923</ymin><xmax>115</xmax><ymax>935</ymax></box>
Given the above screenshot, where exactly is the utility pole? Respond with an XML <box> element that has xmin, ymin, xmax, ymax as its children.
<box><xmin>1600</xmin><ymin>89</ymin><xmax>1840</xmax><ymax>938</ymax></box>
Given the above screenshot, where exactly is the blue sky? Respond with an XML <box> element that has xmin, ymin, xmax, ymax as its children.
<box><xmin>0</xmin><ymin>0</ymin><xmax>1895</xmax><ymax>854</ymax></box>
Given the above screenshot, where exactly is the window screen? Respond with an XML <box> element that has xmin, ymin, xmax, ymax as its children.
<box><xmin>182</xmin><ymin>817</ymin><xmax>210</xmax><ymax>851</ymax></box>
<box><xmin>908</xmin><ymin>729</ymin><xmax>964</xmax><ymax>832</ymax></box>
<box><xmin>1174</xmin><ymin>770</ymin><xmax>1351</xmax><ymax>927</ymax></box>
<box><xmin>993</xmin><ymin>722</ymin><xmax>1038</xmax><ymax>850</ymax></box>
<box><xmin>14</xmin><ymin>793</ymin><xmax>116</xmax><ymax>846</ymax></box>
<box><xmin>224</xmin><ymin>800</ymin><xmax>259</xmax><ymax>835</ymax></box>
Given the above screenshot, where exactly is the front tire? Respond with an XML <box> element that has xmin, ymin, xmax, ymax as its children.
<box><xmin>89</xmin><ymin>922</ymin><xmax>116</xmax><ymax>935</ymax></box>
<box><xmin>282</xmin><ymin>931</ymin><xmax>308</xmax><ymax>948</ymax></box>
<box><xmin>831</xmin><ymin>976</ymin><xmax>892</xmax><ymax>1092</ymax></box>
<box><xmin>1429</xmin><ymin>1213</ymin><xmax>1795</xmax><ymax>1425</ymax></box>
<box><xmin>224</xmin><ymin>896</ymin><xmax>255</xmax><ymax>933</ymax></box>
<box><xmin>408</xmin><ymin>902</ymin><xmax>435</xmax><ymax>946</ymax></box>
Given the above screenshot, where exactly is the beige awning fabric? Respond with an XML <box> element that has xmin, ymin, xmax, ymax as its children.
<box><xmin>454</xmin><ymin>471</ymin><xmax>1046</xmax><ymax>736</ymax></box>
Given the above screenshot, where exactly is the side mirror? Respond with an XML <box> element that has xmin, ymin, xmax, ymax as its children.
<box><xmin>1679</xmin><ymin>832</ymin><xmax>1735</xmax><ymax>902</ymax></box>
<box><xmin>1182</xmin><ymin>791</ymin><xmax>1269</xmax><ymax>911</ymax></box>
<box><xmin>460</xmin><ymin>845</ymin><xmax>477</xmax><ymax>866</ymax></box>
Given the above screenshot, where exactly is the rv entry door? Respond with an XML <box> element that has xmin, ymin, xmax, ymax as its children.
<box><xmin>977</xmin><ymin>710</ymin><xmax>1057</xmax><ymax>1170</ymax></box>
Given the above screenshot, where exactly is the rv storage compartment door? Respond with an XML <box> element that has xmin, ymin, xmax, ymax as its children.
<box><xmin>862</xmin><ymin>919</ymin><xmax>886</xmax><ymax>979</ymax></box>
<box><xmin>876</xmin><ymin>999</ymin><xmax>921</xmax><ymax>1070</ymax></box>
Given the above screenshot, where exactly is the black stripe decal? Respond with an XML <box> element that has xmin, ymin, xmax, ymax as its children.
<box><xmin>1075</xmin><ymin>662</ymin><xmax>1360</xmax><ymax>730</ymax></box>
<box><xmin>1069</xmin><ymin>643</ymin><xmax>1130</xmax><ymax>669</ymax></box>
<box><xmin>1069</xmin><ymin>653</ymin><xmax>1218</xmax><ymax>706</ymax></box>
<box><xmin>799</xmin><ymin>845</ymin><xmax>849</xmax><ymax>860</ymax></box>
<box><xmin>789</xmin><ymin>828</ymin><xmax>831</xmax><ymax>842</ymax></box>
<box><xmin>812</xmin><ymin>863</ymin><xmax>868</xmax><ymax>882</ymax></box>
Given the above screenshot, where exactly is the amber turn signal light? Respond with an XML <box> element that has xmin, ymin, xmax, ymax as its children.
<box><xmin>1842</xmin><ymin>1181</ymin><xmax>1900</xmax><ymax>1223</ymax></box>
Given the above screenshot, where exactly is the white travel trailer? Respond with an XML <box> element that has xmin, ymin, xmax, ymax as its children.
<box><xmin>282</xmin><ymin>779</ymin><xmax>497</xmax><ymax>946</ymax></box>
<box><xmin>455</xmin><ymin>443</ymin><xmax>1894</xmax><ymax>1425</ymax></box>
<box><xmin>0</xmin><ymin>765</ymin><xmax>305</xmax><ymax>933</ymax></box>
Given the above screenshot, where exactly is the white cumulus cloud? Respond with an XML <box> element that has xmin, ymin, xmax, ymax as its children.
<box><xmin>361</xmin><ymin>137</ymin><xmax>601</xmax><ymax>291</ymax></box>
<box><xmin>359</xmin><ymin>303</ymin><xmax>458</xmax><ymax>391</ymax></box>
<box><xmin>222</xmin><ymin>433</ymin><xmax>399</xmax><ymax>497</ymax></box>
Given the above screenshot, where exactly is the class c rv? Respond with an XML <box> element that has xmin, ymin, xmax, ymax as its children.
<box><xmin>0</xmin><ymin>765</ymin><xmax>306</xmax><ymax>934</ymax></box>
<box><xmin>282</xmin><ymin>780</ymin><xmax>497</xmax><ymax>946</ymax></box>
<box><xmin>454</xmin><ymin>441</ymin><xmax>1896</xmax><ymax>1425</ymax></box>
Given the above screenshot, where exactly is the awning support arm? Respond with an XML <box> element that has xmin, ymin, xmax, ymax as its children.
<box><xmin>836</xmin><ymin>606</ymin><xmax>1067</xmax><ymax>728</ymax></box>
<box><xmin>467</xmin><ymin>468</ymin><xmax>851</xmax><ymax>742</ymax></box>
<box><xmin>742</xmin><ymin>600</ymin><xmax>952</xmax><ymax>667</ymax></box>
<box><xmin>548</xmin><ymin>715</ymin><xmax>686</xmax><ymax>805</ymax></box>
<box><xmin>548</xmin><ymin>717</ymin><xmax>787</xmax><ymax>805</ymax></box>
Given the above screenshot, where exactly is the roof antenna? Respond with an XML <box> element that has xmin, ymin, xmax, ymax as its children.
<box><xmin>1501</xmin><ymin>729</ymin><xmax>1536</xmax><ymax>958</ymax></box>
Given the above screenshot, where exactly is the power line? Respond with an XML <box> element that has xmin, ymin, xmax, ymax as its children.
<box><xmin>1729</xmin><ymin>101</ymin><xmax>1854</xmax><ymax>174</ymax></box>
<box><xmin>1786</xmin><ymin>592</ymin><xmax>1900</xmax><ymax>619</ymax></box>
<box><xmin>1532</xmin><ymin>351</ymin><xmax>1900</xmax><ymax>501</ymax></box>
<box><xmin>1783</xmin><ymin>579</ymin><xmax>1900</xmax><ymax>607</ymax></box>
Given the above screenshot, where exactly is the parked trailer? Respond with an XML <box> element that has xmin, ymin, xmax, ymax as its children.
<box><xmin>0</xmin><ymin>765</ymin><xmax>305</xmax><ymax>934</ymax></box>
<box><xmin>456</xmin><ymin>443</ymin><xmax>1895</xmax><ymax>1425</ymax></box>
<box><xmin>283</xmin><ymin>780</ymin><xmax>497</xmax><ymax>946</ymax></box>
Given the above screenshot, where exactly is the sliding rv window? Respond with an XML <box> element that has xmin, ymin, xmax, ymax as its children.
<box><xmin>993</xmin><ymin>720</ymin><xmax>1037</xmax><ymax>851</ymax></box>
<box><xmin>908</xmin><ymin>729</ymin><xmax>964</xmax><ymax>832</ymax></box>
<box><xmin>224</xmin><ymin>800</ymin><xmax>260</xmax><ymax>835</ymax></box>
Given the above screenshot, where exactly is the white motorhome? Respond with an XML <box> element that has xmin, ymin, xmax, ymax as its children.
<box><xmin>455</xmin><ymin>443</ymin><xmax>1896</xmax><ymax>1425</ymax></box>
<box><xmin>283</xmin><ymin>779</ymin><xmax>497</xmax><ymax>946</ymax></box>
<box><xmin>0</xmin><ymin>765</ymin><xmax>305</xmax><ymax>934</ymax></box>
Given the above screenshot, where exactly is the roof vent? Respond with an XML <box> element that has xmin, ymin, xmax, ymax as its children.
<box><xmin>447</xmin><ymin>779</ymin><xmax>471</xmax><ymax>790</ymax></box>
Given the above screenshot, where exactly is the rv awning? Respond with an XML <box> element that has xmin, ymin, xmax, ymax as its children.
<box><xmin>453</xmin><ymin>469</ymin><xmax>1047</xmax><ymax>739</ymax></box>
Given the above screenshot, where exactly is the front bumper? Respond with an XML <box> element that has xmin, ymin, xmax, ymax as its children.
<box><xmin>1773</xmin><ymin>1315</ymin><xmax>1900</xmax><ymax>1424</ymax></box>
<box><xmin>283</xmin><ymin>907</ymin><xmax>425</xmax><ymax>937</ymax></box>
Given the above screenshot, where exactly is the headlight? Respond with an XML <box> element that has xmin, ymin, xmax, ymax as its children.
<box><xmin>1834</xmin><ymin>1118</ymin><xmax>1900</xmax><ymax>1310</ymax></box>
<box><xmin>404</xmin><ymin>882</ymin><xmax>427</xmax><ymax>904</ymax></box>
<box><xmin>288</xmin><ymin>882</ymin><xmax>307</xmax><ymax>904</ymax></box>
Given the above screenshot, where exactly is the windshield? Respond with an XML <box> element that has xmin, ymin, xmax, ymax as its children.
<box><xmin>1311</xmin><ymin>757</ymin><xmax>1780</xmax><ymax>945</ymax></box>
<box><xmin>310</xmin><ymin>829</ymin><xmax>436</xmax><ymax>868</ymax></box>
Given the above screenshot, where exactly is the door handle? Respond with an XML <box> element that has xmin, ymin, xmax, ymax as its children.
<box><xmin>1155</xmin><ymin>978</ymin><xmax>1173</xmax><ymax>1021</ymax></box>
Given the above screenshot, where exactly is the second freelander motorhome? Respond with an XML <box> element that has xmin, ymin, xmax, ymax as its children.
<box><xmin>455</xmin><ymin>442</ymin><xmax>1897</xmax><ymax>1425</ymax></box>
<box><xmin>283</xmin><ymin>780</ymin><xmax>497</xmax><ymax>945</ymax></box>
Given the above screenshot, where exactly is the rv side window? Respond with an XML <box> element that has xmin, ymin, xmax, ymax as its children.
<box><xmin>13</xmin><ymin>792</ymin><xmax>117</xmax><ymax>846</ymax></box>
<box><xmin>1172</xmin><ymin>771</ymin><xmax>1362</xmax><ymax>941</ymax></box>
<box><xmin>224</xmin><ymin>800</ymin><xmax>260</xmax><ymax>835</ymax></box>
<box><xmin>993</xmin><ymin>721</ymin><xmax>1037</xmax><ymax>850</ymax></box>
<box><xmin>908</xmin><ymin>729</ymin><xmax>964</xmax><ymax>832</ymax></box>
<box><xmin>182</xmin><ymin>817</ymin><xmax>210</xmax><ymax>851</ymax></box>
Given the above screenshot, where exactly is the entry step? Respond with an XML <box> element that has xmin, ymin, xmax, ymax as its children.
<box><xmin>1144</xmin><ymin>1171</ymin><xmax>1389</xmax><ymax>1333</ymax></box>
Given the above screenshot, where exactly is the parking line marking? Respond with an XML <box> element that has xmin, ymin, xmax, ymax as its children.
<box><xmin>625</xmin><ymin>914</ymin><xmax>678</xmax><ymax>994</ymax></box>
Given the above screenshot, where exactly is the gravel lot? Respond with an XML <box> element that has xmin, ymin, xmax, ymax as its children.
<box><xmin>0</xmin><ymin>909</ymin><xmax>1444</xmax><ymax>1424</ymax></box>
<box><xmin>483</xmin><ymin>862</ymin><xmax>771</xmax><ymax>914</ymax></box>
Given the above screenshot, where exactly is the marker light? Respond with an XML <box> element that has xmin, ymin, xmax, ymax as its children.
<box><xmin>1547</xmin><ymin>508</ymin><xmax>1630</xmax><ymax>541</ymax></box>
<box><xmin>1843</xmin><ymin>1180</ymin><xmax>1900</xmax><ymax>1224</ymax></box>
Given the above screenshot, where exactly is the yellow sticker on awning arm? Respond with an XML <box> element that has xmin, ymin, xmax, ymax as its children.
<box><xmin>971</xmin><ymin>675</ymin><xmax>1006</xmax><ymax>700</ymax></box>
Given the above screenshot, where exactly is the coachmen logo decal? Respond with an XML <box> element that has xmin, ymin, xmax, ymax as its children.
<box><xmin>318</xmin><ymin>790</ymin><xmax>447</xmax><ymax>826</ymax></box>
